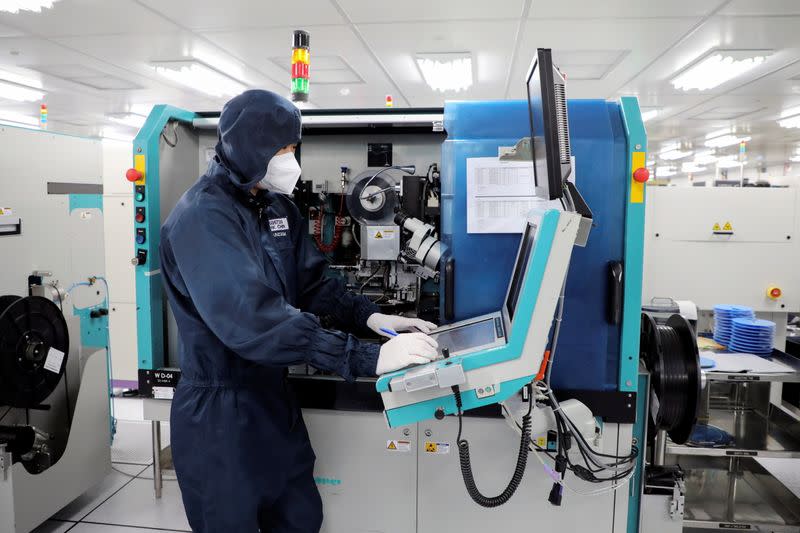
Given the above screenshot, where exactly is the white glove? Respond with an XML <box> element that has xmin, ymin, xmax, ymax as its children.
<box><xmin>375</xmin><ymin>333</ymin><xmax>439</xmax><ymax>375</ymax></box>
<box><xmin>367</xmin><ymin>313</ymin><xmax>437</xmax><ymax>338</ymax></box>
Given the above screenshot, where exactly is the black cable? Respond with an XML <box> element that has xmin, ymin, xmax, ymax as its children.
<box><xmin>161</xmin><ymin>122</ymin><xmax>178</xmax><ymax>147</ymax></box>
<box><xmin>652</xmin><ymin>324</ymin><xmax>690</xmax><ymax>431</ymax></box>
<box><xmin>456</xmin><ymin>384</ymin><xmax>533</xmax><ymax>508</ymax></box>
<box><xmin>0</xmin><ymin>406</ymin><xmax>12</xmax><ymax>423</ymax></box>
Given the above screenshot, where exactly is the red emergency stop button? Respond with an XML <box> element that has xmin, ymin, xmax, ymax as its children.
<box><xmin>767</xmin><ymin>286</ymin><xmax>782</xmax><ymax>300</ymax></box>
<box><xmin>633</xmin><ymin>167</ymin><xmax>650</xmax><ymax>183</ymax></box>
<box><xmin>126</xmin><ymin>168</ymin><xmax>142</xmax><ymax>182</ymax></box>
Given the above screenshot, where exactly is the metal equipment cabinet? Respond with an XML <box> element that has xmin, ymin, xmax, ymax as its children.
<box><xmin>666</xmin><ymin>353</ymin><xmax>800</xmax><ymax>531</ymax></box>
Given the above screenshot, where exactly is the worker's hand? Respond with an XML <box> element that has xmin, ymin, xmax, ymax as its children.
<box><xmin>375</xmin><ymin>333</ymin><xmax>439</xmax><ymax>375</ymax></box>
<box><xmin>367</xmin><ymin>313</ymin><xmax>437</xmax><ymax>338</ymax></box>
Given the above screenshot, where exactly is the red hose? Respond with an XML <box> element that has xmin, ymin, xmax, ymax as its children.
<box><xmin>314</xmin><ymin>194</ymin><xmax>345</xmax><ymax>253</ymax></box>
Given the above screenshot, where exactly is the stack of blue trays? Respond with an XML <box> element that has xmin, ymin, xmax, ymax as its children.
<box><xmin>729</xmin><ymin>317</ymin><xmax>775</xmax><ymax>355</ymax></box>
<box><xmin>713</xmin><ymin>305</ymin><xmax>754</xmax><ymax>346</ymax></box>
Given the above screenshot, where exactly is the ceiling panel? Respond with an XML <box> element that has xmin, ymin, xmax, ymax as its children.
<box><xmin>528</xmin><ymin>0</ymin><xmax>721</xmax><ymax>19</ymax></box>
<box><xmin>720</xmin><ymin>0</ymin><xmax>800</xmax><ymax>16</ymax></box>
<box><xmin>0</xmin><ymin>0</ymin><xmax>175</xmax><ymax>37</ymax></box>
<box><xmin>619</xmin><ymin>13</ymin><xmax>800</xmax><ymax>150</ymax></box>
<box><xmin>552</xmin><ymin>49</ymin><xmax>629</xmax><ymax>80</ymax></box>
<box><xmin>137</xmin><ymin>0</ymin><xmax>345</xmax><ymax>31</ymax></box>
<box><xmin>356</xmin><ymin>20</ymin><xmax>519</xmax><ymax>106</ymax></box>
<box><xmin>338</xmin><ymin>0</ymin><xmax>525</xmax><ymax>22</ymax></box>
<box><xmin>509</xmin><ymin>17</ymin><xmax>702</xmax><ymax>99</ymax></box>
<box><xmin>689</xmin><ymin>105</ymin><xmax>766</xmax><ymax>120</ymax></box>
<box><xmin>200</xmin><ymin>25</ymin><xmax>396</xmax><ymax>108</ymax></box>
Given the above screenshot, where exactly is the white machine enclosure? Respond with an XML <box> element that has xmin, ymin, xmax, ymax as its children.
<box><xmin>380</xmin><ymin>210</ymin><xmax>582</xmax><ymax>415</ymax></box>
<box><xmin>0</xmin><ymin>125</ymin><xmax>112</xmax><ymax>533</ymax></box>
<box><xmin>643</xmin><ymin>187</ymin><xmax>800</xmax><ymax>348</ymax></box>
<box><xmin>644</xmin><ymin>187</ymin><xmax>800</xmax><ymax>312</ymax></box>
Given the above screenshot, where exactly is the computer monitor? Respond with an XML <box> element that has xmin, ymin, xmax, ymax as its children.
<box><xmin>505</xmin><ymin>221</ymin><xmax>537</xmax><ymax>323</ymax></box>
<box><xmin>526</xmin><ymin>48</ymin><xmax>572</xmax><ymax>201</ymax></box>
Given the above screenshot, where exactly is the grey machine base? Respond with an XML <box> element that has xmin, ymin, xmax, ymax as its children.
<box><xmin>305</xmin><ymin>409</ymin><xmax>633</xmax><ymax>533</ymax></box>
<box><xmin>0</xmin><ymin>350</ymin><xmax>112</xmax><ymax>533</ymax></box>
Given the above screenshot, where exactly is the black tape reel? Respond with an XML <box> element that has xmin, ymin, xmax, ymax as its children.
<box><xmin>640</xmin><ymin>313</ymin><xmax>700</xmax><ymax>445</ymax></box>
<box><xmin>0</xmin><ymin>295</ymin><xmax>69</xmax><ymax>408</ymax></box>
<box><xmin>346</xmin><ymin>170</ymin><xmax>398</xmax><ymax>224</ymax></box>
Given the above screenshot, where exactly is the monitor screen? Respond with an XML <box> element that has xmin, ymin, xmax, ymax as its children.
<box><xmin>526</xmin><ymin>48</ymin><xmax>571</xmax><ymax>201</ymax></box>
<box><xmin>505</xmin><ymin>222</ymin><xmax>537</xmax><ymax>322</ymax></box>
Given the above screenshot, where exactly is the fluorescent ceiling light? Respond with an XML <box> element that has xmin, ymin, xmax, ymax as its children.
<box><xmin>655</xmin><ymin>167</ymin><xmax>676</xmax><ymax>178</ymax></box>
<box><xmin>0</xmin><ymin>111</ymin><xmax>39</xmax><ymax>129</ymax></box>
<box><xmin>693</xmin><ymin>150</ymin><xmax>718</xmax><ymax>165</ymax></box>
<box><xmin>681</xmin><ymin>162</ymin><xmax>706</xmax><ymax>173</ymax></box>
<box><xmin>778</xmin><ymin>115</ymin><xmax>800</xmax><ymax>129</ymax></box>
<box><xmin>790</xmin><ymin>155</ymin><xmax>800</xmax><ymax>163</ymax></box>
<box><xmin>641</xmin><ymin>109</ymin><xmax>659</xmax><ymax>122</ymax></box>
<box><xmin>0</xmin><ymin>79</ymin><xmax>45</xmax><ymax>102</ymax></box>
<box><xmin>151</xmin><ymin>60</ymin><xmax>247</xmax><ymax>98</ymax></box>
<box><xmin>671</xmin><ymin>50</ymin><xmax>770</xmax><ymax>91</ymax></box>
<box><xmin>705</xmin><ymin>134</ymin><xmax>751</xmax><ymax>148</ymax></box>
<box><xmin>415</xmin><ymin>53</ymin><xmax>473</xmax><ymax>93</ymax></box>
<box><xmin>660</xmin><ymin>149</ymin><xmax>694</xmax><ymax>161</ymax></box>
<box><xmin>107</xmin><ymin>113</ymin><xmax>147</xmax><ymax>129</ymax></box>
<box><xmin>716</xmin><ymin>157</ymin><xmax>742</xmax><ymax>169</ymax></box>
<box><xmin>0</xmin><ymin>0</ymin><xmax>60</xmax><ymax>14</ymax></box>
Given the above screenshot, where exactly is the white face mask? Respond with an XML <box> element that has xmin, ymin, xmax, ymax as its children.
<box><xmin>256</xmin><ymin>152</ymin><xmax>301</xmax><ymax>193</ymax></box>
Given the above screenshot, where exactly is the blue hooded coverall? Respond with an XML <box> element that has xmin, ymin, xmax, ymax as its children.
<box><xmin>160</xmin><ymin>90</ymin><xmax>381</xmax><ymax>532</ymax></box>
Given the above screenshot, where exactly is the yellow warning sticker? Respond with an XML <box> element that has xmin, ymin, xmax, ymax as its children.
<box><xmin>723</xmin><ymin>221</ymin><xmax>733</xmax><ymax>231</ymax></box>
<box><xmin>375</xmin><ymin>231</ymin><xmax>383</xmax><ymax>239</ymax></box>
<box><xmin>424</xmin><ymin>441</ymin><xmax>450</xmax><ymax>454</ymax></box>
<box><xmin>386</xmin><ymin>440</ymin><xmax>411</xmax><ymax>453</ymax></box>
<box><xmin>712</xmin><ymin>222</ymin><xmax>721</xmax><ymax>231</ymax></box>
<box><xmin>536</xmin><ymin>437</ymin><xmax>546</xmax><ymax>448</ymax></box>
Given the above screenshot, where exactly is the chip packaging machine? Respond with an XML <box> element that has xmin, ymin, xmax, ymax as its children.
<box><xmin>125</xmin><ymin>48</ymin><xmax>704</xmax><ymax>532</ymax></box>
<box><xmin>0</xmin><ymin>125</ymin><xmax>112</xmax><ymax>533</ymax></box>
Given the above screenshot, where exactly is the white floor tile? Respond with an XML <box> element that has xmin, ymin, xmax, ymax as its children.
<box><xmin>70</xmin><ymin>524</ymin><xmax>185</xmax><ymax>533</ymax></box>
<box><xmin>30</xmin><ymin>520</ymin><xmax>76</xmax><ymax>533</ymax></box>
<box><xmin>111</xmin><ymin>419</ymin><xmax>158</xmax><ymax>465</ymax></box>
<box><xmin>83</xmin><ymin>477</ymin><xmax>190</xmax><ymax>531</ymax></box>
<box><xmin>53</xmin><ymin>463</ymin><xmax>147</xmax><ymax>521</ymax></box>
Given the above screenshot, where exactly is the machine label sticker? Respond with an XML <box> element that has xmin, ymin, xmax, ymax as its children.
<box><xmin>0</xmin><ymin>207</ymin><xmax>12</xmax><ymax>215</ymax></box>
<box><xmin>386</xmin><ymin>440</ymin><xmax>411</xmax><ymax>452</ymax></box>
<box><xmin>424</xmin><ymin>441</ymin><xmax>450</xmax><ymax>454</ymax></box>
<box><xmin>79</xmin><ymin>210</ymin><xmax>92</xmax><ymax>220</ymax></box>
<box><xmin>718</xmin><ymin>524</ymin><xmax>751</xmax><ymax>530</ymax></box>
<box><xmin>44</xmin><ymin>347</ymin><xmax>65</xmax><ymax>374</ymax></box>
<box><xmin>372</xmin><ymin>229</ymin><xmax>395</xmax><ymax>240</ymax></box>
<box><xmin>723</xmin><ymin>221</ymin><xmax>733</xmax><ymax>231</ymax></box>
<box><xmin>712</xmin><ymin>222</ymin><xmax>721</xmax><ymax>231</ymax></box>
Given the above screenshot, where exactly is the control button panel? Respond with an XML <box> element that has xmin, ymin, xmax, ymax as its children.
<box><xmin>135</xmin><ymin>185</ymin><xmax>145</xmax><ymax>203</ymax></box>
<box><xmin>136</xmin><ymin>228</ymin><xmax>146</xmax><ymax>245</ymax></box>
<box><xmin>135</xmin><ymin>207</ymin><xmax>145</xmax><ymax>224</ymax></box>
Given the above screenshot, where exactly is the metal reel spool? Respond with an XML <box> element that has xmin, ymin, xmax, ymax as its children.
<box><xmin>0</xmin><ymin>295</ymin><xmax>69</xmax><ymax>408</ymax></box>
<box><xmin>640</xmin><ymin>313</ymin><xmax>700</xmax><ymax>445</ymax></box>
<box><xmin>345</xmin><ymin>170</ymin><xmax>399</xmax><ymax>225</ymax></box>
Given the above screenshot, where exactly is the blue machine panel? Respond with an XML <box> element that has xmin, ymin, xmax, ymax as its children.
<box><xmin>440</xmin><ymin>99</ymin><xmax>630</xmax><ymax>392</ymax></box>
<box><xmin>439</xmin><ymin>100</ymin><xmax>533</xmax><ymax>322</ymax></box>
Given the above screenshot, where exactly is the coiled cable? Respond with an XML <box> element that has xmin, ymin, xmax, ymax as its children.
<box><xmin>454</xmin><ymin>384</ymin><xmax>533</xmax><ymax>508</ymax></box>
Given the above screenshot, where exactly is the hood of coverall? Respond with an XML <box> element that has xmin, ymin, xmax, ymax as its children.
<box><xmin>214</xmin><ymin>89</ymin><xmax>302</xmax><ymax>191</ymax></box>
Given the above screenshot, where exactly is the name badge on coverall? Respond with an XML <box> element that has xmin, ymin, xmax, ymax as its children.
<box><xmin>269</xmin><ymin>217</ymin><xmax>290</xmax><ymax>239</ymax></box>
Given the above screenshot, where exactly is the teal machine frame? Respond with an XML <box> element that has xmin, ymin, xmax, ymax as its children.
<box><xmin>129</xmin><ymin>99</ymin><xmax>651</xmax><ymax>532</ymax></box>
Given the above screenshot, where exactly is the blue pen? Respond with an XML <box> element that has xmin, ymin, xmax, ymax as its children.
<box><xmin>380</xmin><ymin>327</ymin><xmax>398</xmax><ymax>337</ymax></box>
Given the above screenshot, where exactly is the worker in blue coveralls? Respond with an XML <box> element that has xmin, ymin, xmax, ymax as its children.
<box><xmin>160</xmin><ymin>89</ymin><xmax>439</xmax><ymax>532</ymax></box>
